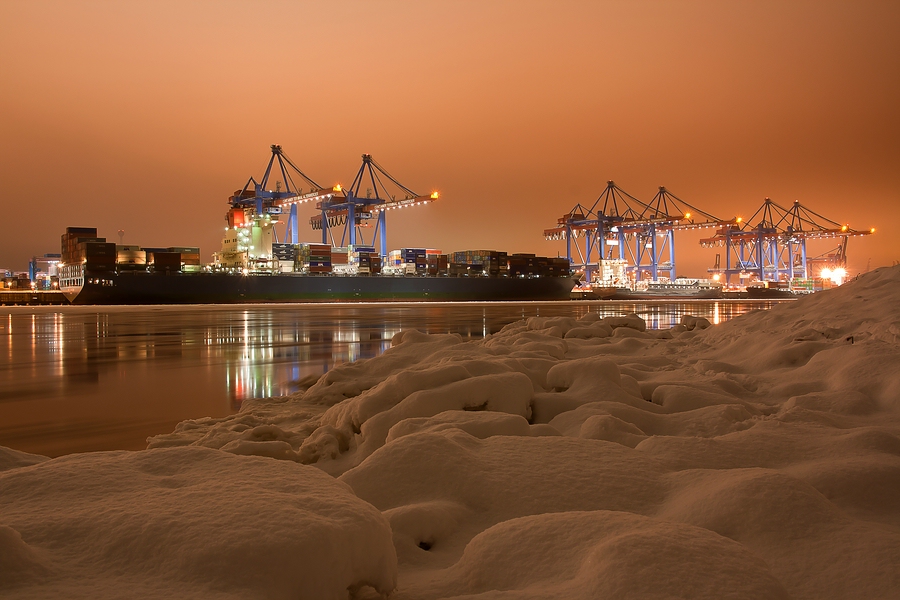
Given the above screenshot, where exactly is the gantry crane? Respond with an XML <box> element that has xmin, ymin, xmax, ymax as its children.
<box><xmin>630</xmin><ymin>186</ymin><xmax>731</xmax><ymax>280</ymax></box>
<box><xmin>544</xmin><ymin>181</ymin><xmax>728</xmax><ymax>283</ymax></box>
<box><xmin>223</xmin><ymin>145</ymin><xmax>330</xmax><ymax>266</ymax></box>
<box><xmin>699</xmin><ymin>197</ymin><xmax>875</xmax><ymax>284</ymax></box>
<box><xmin>229</xmin><ymin>145</ymin><xmax>323</xmax><ymax>221</ymax></box>
<box><xmin>544</xmin><ymin>181</ymin><xmax>650</xmax><ymax>284</ymax></box>
<box><xmin>309</xmin><ymin>154</ymin><xmax>438</xmax><ymax>256</ymax></box>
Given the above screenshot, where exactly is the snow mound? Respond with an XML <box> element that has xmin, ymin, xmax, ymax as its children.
<box><xmin>0</xmin><ymin>447</ymin><xmax>396</xmax><ymax>599</ymax></box>
<box><xmin>407</xmin><ymin>511</ymin><xmax>790</xmax><ymax>600</ymax></box>
<box><xmin>45</xmin><ymin>265</ymin><xmax>900</xmax><ymax>598</ymax></box>
<box><xmin>0</xmin><ymin>446</ymin><xmax>48</xmax><ymax>472</ymax></box>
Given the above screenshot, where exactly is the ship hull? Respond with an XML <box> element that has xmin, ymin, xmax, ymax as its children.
<box><xmin>606</xmin><ymin>289</ymin><xmax>724</xmax><ymax>300</ymax></box>
<box><xmin>67</xmin><ymin>271</ymin><xmax>578</xmax><ymax>305</ymax></box>
<box><xmin>580</xmin><ymin>285</ymin><xmax>723</xmax><ymax>300</ymax></box>
<box><xmin>745</xmin><ymin>286</ymin><xmax>796</xmax><ymax>299</ymax></box>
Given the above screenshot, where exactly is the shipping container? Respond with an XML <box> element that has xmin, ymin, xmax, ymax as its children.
<box><xmin>79</xmin><ymin>242</ymin><xmax>117</xmax><ymax>257</ymax></box>
<box><xmin>152</xmin><ymin>252</ymin><xmax>181</xmax><ymax>271</ymax></box>
<box><xmin>61</xmin><ymin>232</ymin><xmax>107</xmax><ymax>262</ymax></box>
<box><xmin>84</xmin><ymin>255</ymin><xmax>116</xmax><ymax>268</ymax></box>
<box><xmin>65</xmin><ymin>227</ymin><xmax>98</xmax><ymax>237</ymax></box>
<box><xmin>116</xmin><ymin>248</ymin><xmax>147</xmax><ymax>267</ymax></box>
<box><xmin>141</xmin><ymin>247</ymin><xmax>168</xmax><ymax>261</ymax></box>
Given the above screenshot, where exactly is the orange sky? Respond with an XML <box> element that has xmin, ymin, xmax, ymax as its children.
<box><xmin>1</xmin><ymin>0</ymin><xmax>897</xmax><ymax>276</ymax></box>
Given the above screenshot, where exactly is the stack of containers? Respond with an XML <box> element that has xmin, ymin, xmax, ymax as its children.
<box><xmin>356</xmin><ymin>251</ymin><xmax>382</xmax><ymax>275</ymax></box>
<box><xmin>78</xmin><ymin>241</ymin><xmax>117</xmax><ymax>271</ymax></box>
<box><xmin>331</xmin><ymin>247</ymin><xmax>349</xmax><ymax>265</ymax></box>
<box><xmin>350</xmin><ymin>245</ymin><xmax>377</xmax><ymax>275</ymax></box>
<box><xmin>141</xmin><ymin>248</ymin><xmax>166</xmax><ymax>266</ymax></box>
<box><xmin>168</xmin><ymin>247</ymin><xmax>201</xmax><ymax>272</ymax></box>
<box><xmin>60</xmin><ymin>227</ymin><xmax>103</xmax><ymax>264</ymax></box>
<box><xmin>493</xmin><ymin>251</ymin><xmax>509</xmax><ymax>276</ymax></box>
<box><xmin>384</xmin><ymin>250</ymin><xmax>403</xmax><ymax>267</ymax></box>
<box><xmin>543</xmin><ymin>257</ymin><xmax>571</xmax><ymax>277</ymax></box>
<box><xmin>272</xmin><ymin>243</ymin><xmax>297</xmax><ymax>273</ymax></box>
<box><xmin>425</xmin><ymin>250</ymin><xmax>448</xmax><ymax>276</ymax></box>
<box><xmin>450</xmin><ymin>250</ymin><xmax>508</xmax><ymax>277</ymax></box>
<box><xmin>331</xmin><ymin>247</ymin><xmax>351</xmax><ymax>274</ymax></box>
<box><xmin>152</xmin><ymin>252</ymin><xmax>182</xmax><ymax>272</ymax></box>
<box><xmin>404</xmin><ymin>248</ymin><xmax>426</xmax><ymax>274</ymax></box>
<box><xmin>508</xmin><ymin>253</ymin><xmax>536</xmax><ymax>277</ymax></box>
<box><xmin>387</xmin><ymin>248</ymin><xmax>434</xmax><ymax>275</ymax></box>
<box><xmin>349</xmin><ymin>245</ymin><xmax>376</xmax><ymax>259</ymax></box>
<box><xmin>272</xmin><ymin>243</ymin><xmax>296</xmax><ymax>261</ymax></box>
<box><xmin>59</xmin><ymin>226</ymin><xmax>109</xmax><ymax>285</ymax></box>
<box><xmin>116</xmin><ymin>245</ymin><xmax>147</xmax><ymax>270</ymax></box>
<box><xmin>507</xmin><ymin>254</ymin><xmax>570</xmax><ymax>277</ymax></box>
<box><xmin>297</xmin><ymin>243</ymin><xmax>332</xmax><ymax>274</ymax></box>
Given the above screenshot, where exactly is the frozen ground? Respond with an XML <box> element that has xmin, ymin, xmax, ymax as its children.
<box><xmin>3</xmin><ymin>266</ymin><xmax>899</xmax><ymax>599</ymax></box>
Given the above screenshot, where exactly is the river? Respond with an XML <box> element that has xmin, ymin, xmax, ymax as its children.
<box><xmin>0</xmin><ymin>300</ymin><xmax>783</xmax><ymax>456</ymax></box>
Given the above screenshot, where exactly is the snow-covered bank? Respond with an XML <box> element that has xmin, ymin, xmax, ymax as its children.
<box><xmin>3</xmin><ymin>267</ymin><xmax>900</xmax><ymax>599</ymax></box>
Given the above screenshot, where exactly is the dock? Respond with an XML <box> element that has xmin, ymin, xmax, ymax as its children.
<box><xmin>0</xmin><ymin>290</ymin><xmax>69</xmax><ymax>306</ymax></box>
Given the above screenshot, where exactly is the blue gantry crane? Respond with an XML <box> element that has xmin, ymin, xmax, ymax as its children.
<box><xmin>226</xmin><ymin>147</ymin><xmax>437</xmax><ymax>261</ymax></box>
<box><xmin>636</xmin><ymin>186</ymin><xmax>728</xmax><ymax>280</ymax></box>
<box><xmin>309</xmin><ymin>154</ymin><xmax>438</xmax><ymax>256</ymax></box>
<box><xmin>223</xmin><ymin>145</ymin><xmax>322</xmax><ymax>265</ymax></box>
<box><xmin>545</xmin><ymin>181</ymin><xmax>727</xmax><ymax>284</ymax></box>
<box><xmin>700</xmin><ymin>198</ymin><xmax>874</xmax><ymax>284</ymax></box>
<box><xmin>229</xmin><ymin>145</ymin><xmax>323</xmax><ymax>221</ymax></box>
<box><xmin>544</xmin><ymin>181</ymin><xmax>650</xmax><ymax>284</ymax></box>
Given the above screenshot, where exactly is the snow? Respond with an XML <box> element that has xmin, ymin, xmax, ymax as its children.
<box><xmin>4</xmin><ymin>266</ymin><xmax>900</xmax><ymax>598</ymax></box>
<box><xmin>1</xmin><ymin>447</ymin><xmax>396</xmax><ymax>599</ymax></box>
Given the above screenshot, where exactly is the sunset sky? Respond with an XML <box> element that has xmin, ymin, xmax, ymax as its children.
<box><xmin>1</xmin><ymin>0</ymin><xmax>897</xmax><ymax>277</ymax></box>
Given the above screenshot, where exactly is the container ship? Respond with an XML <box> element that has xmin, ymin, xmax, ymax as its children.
<box><xmin>585</xmin><ymin>278</ymin><xmax>724</xmax><ymax>300</ymax></box>
<box><xmin>571</xmin><ymin>258</ymin><xmax>723</xmax><ymax>300</ymax></box>
<box><xmin>58</xmin><ymin>228</ymin><xmax>576</xmax><ymax>305</ymax></box>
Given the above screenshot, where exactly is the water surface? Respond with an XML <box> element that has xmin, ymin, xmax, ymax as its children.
<box><xmin>1</xmin><ymin>300</ymin><xmax>783</xmax><ymax>456</ymax></box>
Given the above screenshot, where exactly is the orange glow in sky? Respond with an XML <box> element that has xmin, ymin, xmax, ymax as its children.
<box><xmin>1</xmin><ymin>0</ymin><xmax>897</xmax><ymax>276</ymax></box>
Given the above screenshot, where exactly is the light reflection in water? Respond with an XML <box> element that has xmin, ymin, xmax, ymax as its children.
<box><xmin>0</xmin><ymin>300</ymin><xmax>785</xmax><ymax>456</ymax></box>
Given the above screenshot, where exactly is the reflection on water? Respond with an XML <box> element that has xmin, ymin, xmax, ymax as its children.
<box><xmin>0</xmin><ymin>300</ymin><xmax>784</xmax><ymax>456</ymax></box>
<box><xmin>222</xmin><ymin>310</ymin><xmax>401</xmax><ymax>408</ymax></box>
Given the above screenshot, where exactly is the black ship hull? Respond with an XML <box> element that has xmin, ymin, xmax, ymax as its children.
<box><xmin>67</xmin><ymin>271</ymin><xmax>578</xmax><ymax>305</ymax></box>
<box><xmin>745</xmin><ymin>286</ymin><xmax>796</xmax><ymax>299</ymax></box>
<box><xmin>574</xmin><ymin>286</ymin><xmax>723</xmax><ymax>300</ymax></box>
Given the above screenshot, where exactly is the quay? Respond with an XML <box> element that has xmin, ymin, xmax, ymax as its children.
<box><xmin>0</xmin><ymin>290</ymin><xmax>69</xmax><ymax>306</ymax></box>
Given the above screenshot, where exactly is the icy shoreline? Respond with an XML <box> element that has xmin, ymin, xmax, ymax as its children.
<box><xmin>3</xmin><ymin>267</ymin><xmax>899</xmax><ymax>599</ymax></box>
